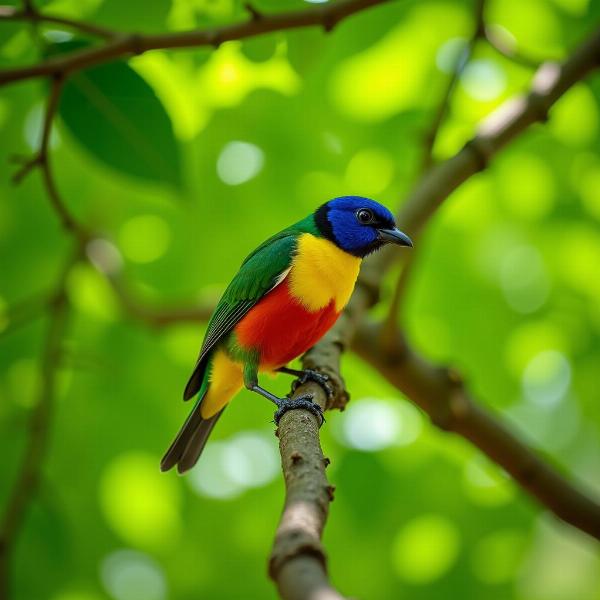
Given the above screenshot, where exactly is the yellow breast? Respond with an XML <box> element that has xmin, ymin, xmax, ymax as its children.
<box><xmin>288</xmin><ymin>233</ymin><xmax>361</xmax><ymax>312</ymax></box>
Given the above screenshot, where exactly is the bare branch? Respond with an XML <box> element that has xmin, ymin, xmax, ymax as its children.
<box><xmin>0</xmin><ymin>4</ymin><xmax>116</xmax><ymax>39</ymax></box>
<box><xmin>0</xmin><ymin>292</ymin><xmax>50</xmax><ymax>338</ymax></box>
<box><xmin>0</xmin><ymin>254</ymin><xmax>75</xmax><ymax>598</ymax></box>
<box><xmin>11</xmin><ymin>76</ymin><xmax>89</xmax><ymax>241</ymax></box>
<box><xmin>107</xmin><ymin>275</ymin><xmax>214</xmax><ymax>328</ymax></box>
<box><xmin>420</xmin><ymin>0</ymin><xmax>486</xmax><ymax>173</ymax></box>
<box><xmin>0</xmin><ymin>0</ymin><xmax>391</xmax><ymax>87</ymax></box>
<box><xmin>352</xmin><ymin>321</ymin><xmax>600</xmax><ymax>540</ymax></box>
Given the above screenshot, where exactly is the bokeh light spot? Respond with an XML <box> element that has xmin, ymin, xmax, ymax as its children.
<box><xmin>101</xmin><ymin>550</ymin><xmax>166</xmax><ymax>600</ymax></box>
<box><xmin>119</xmin><ymin>215</ymin><xmax>171</xmax><ymax>264</ymax></box>
<box><xmin>505</xmin><ymin>321</ymin><xmax>567</xmax><ymax>378</ymax></box>
<box><xmin>497</xmin><ymin>153</ymin><xmax>555</xmax><ymax>220</ymax></box>
<box><xmin>550</xmin><ymin>83</ymin><xmax>598</xmax><ymax>146</ymax></box>
<box><xmin>222</xmin><ymin>431</ymin><xmax>279</xmax><ymax>488</ymax></box>
<box><xmin>188</xmin><ymin>430</ymin><xmax>279</xmax><ymax>499</ymax></box>
<box><xmin>339</xmin><ymin>398</ymin><xmax>422</xmax><ymax>451</ymax></box>
<box><xmin>522</xmin><ymin>350</ymin><xmax>571</xmax><ymax>408</ymax></box>
<box><xmin>330</xmin><ymin>4</ymin><xmax>470</xmax><ymax>121</ymax></box>
<box><xmin>500</xmin><ymin>245</ymin><xmax>550</xmax><ymax>314</ymax></box>
<box><xmin>460</xmin><ymin>59</ymin><xmax>506</xmax><ymax>101</ymax></box>
<box><xmin>67</xmin><ymin>264</ymin><xmax>119</xmax><ymax>321</ymax></box>
<box><xmin>344</xmin><ymin>148</ymin><xmax>394</xmax><ymax>196</ymax></box>
<box><xmin>392</xmin><ymin>515</ymin><xmax>460</xmax><ymax>583</ymax></box>
<box><xmin>100</xmin><ymin>453</ymin><xmax>182</xmax><ymax>550</ymax></box>
<box><xmin>217</xmin><ymin>141</ymin><xmax>264</xmax><ymax>186</ymax></box>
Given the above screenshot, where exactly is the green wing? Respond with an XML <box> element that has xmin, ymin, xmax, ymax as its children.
<box><xmin>183</xmin><ymin>232</ymin><xmax>298</xmax><ymax>400</ymax></box>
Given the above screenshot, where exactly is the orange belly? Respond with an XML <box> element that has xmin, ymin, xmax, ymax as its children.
<box><xmin>234</xmin><ymin>279</ymin><xmax>339</xmax><ymax>369</ymax></box>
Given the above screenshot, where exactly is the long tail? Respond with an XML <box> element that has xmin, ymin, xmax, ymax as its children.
<box><xmin>160</xmin><ymin>401</ymin><xmax>224</xmax><ymax>474</ymax></box>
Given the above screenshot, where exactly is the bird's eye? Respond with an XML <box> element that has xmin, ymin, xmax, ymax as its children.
<box><xmin>356</xmin><ymin>209</ymin><xmax>374</xmax><ymax>224</ymax></box>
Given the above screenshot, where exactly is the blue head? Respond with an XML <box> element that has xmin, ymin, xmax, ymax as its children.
<box><xmin>314</xmin><ymin>196</ymin><xmax>413</xmax><ymax>258</ymax></box>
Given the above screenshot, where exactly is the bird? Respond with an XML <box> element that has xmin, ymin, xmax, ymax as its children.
<box><xmin>161</xmin><ymin>196</ymin><xmax>412</xmax><ymax>473</ymax></box>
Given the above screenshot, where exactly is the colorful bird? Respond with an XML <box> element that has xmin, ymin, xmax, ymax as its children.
<box><xmin>161</xmin><ymin>196</ymin><xmax>412</xmax><ymax>473</ymax></box>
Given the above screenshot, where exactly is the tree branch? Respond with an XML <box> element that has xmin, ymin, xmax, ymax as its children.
<box><xmin>392</xmin><ymin>26</ymin><xmax>600</xmax><ymax>250</ymax></box>
<box><xmin>307</xmin><ymin>25</ymin><xmax>600</xmax><ymax>545</ymax></box>
<box><xmin>378</xmin><ymin>25</ymin><xmax>600</xmax><ymax>331</ymax></box>
<box><xmin>420</xmin><ymin>0</ymin><xmax>485</xmax><ymax>174</ymax></box>
<box><xmin>0</xmin><ymin>254</ymin><xmax>74</xmax><ymax>598</ymax></box>
<box><xmin>269</xmin><ymin>363</ymin><xmax>347</xmax><ymax>600</ymax></box>
<box><xmin>107</xmin><ymin>275</ymin><xmax>214</xmax><ymax>328</ymax></box>
<box><xmin>0</xmin><ymin>0</ymin><xmax>391</xmax><ymax>87</ymax></box>
<box><xmin>0</xmin><ymin>4</ymin><xmax>115</xmax><ymax>39</ymax></box>
<box><xmin>352</xmin><ymin>321</ymin><xmax>600</xmax><ymax>540</ymax></box>
<box><xmin>12</xmin><ymin>75</ymin><xmax>89</xmax><ymax>241</ymax></box>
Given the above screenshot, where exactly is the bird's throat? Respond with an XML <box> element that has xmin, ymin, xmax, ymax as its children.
<box><xmin>288</xmin><ymin>233</ymin><xmax>361</xmax><ymax>312</ymax></box>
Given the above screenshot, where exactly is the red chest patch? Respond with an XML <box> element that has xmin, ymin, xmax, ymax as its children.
<box><xmin>234</xmin><ymin>280</ymin><xmax>339</xmax><ymax>369</ymax></box>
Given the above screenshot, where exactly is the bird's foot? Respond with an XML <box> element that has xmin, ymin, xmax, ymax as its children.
<box><xmin>291</xmin><ymin>369</ymin><xmax>334</xmax><ymax>400</ymax></box>
<box><xmin>274</xmin><ymin>394</ymin><xmax>325</xmax><ymax>427</ymax></box>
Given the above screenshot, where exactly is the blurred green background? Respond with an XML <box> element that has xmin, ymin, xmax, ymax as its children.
<box><xmin>1</xmin><ymin>0</ymin><xmax>600</xmax><ymax>599</ymax></box>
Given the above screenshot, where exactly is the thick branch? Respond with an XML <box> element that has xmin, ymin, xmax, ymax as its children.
<box><xmin>269</xmin><ymin>370</ymin><xmax>346</xmax><ymax>600</ymax></box>
<box><xmin>391</xmin><ymin>26</ymin><xmax>600</xmax><ymax>250</ymax></box>
<box><xmin>379</xmin><ymin>25</ymin><xmax>600</xmax><ymax>332</ymax></box>
<box><xmin>352</xmin><ymin>321</ymin><xmax>600</xmax><ymax>540</ymax></box>
<box><xmin>0</xmin><ymin>0</ymin><xmax>390</xmax><ymax>87</ymax></box>
<box><xmin>267</xmin><ymin>269</ymin><xmax>381</xmax><ymax>597</ymax></box>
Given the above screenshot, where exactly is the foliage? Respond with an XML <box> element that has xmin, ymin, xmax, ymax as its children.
<box><xmin>1</xmin><ymin>0</ymin><xmax>600</xmax><ymax>599</ymax></box>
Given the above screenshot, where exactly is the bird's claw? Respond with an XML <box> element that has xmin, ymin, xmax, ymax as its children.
<box><xmin>291</xmin><ymin>369</ymin><xmax>334</xmax><ymax>400</ymax></box>
<box><xmin>274</xmin><ymin>394</ymin><xmax>325</xmax><ymax>427</ymax></box>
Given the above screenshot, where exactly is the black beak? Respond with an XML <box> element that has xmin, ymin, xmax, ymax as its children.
<box><xmin>377</xmin><ymin>227</ymin><xmax>413</xmax><ymax>247</ymax></box>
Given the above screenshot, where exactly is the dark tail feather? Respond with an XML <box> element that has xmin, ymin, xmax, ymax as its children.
<box><xmin>160</xmin><ymin>405</ymin><xmax>224</xmax><ymax>474</ymax></box>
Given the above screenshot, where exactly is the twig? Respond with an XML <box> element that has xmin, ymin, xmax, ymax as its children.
<box><xmin>107</xmin><ymin>275</ymin><xmax>214</xmax><ymax>328</ymax></box>
<box><xmin>0</xmin><ymin>292</ymin><xmax>50</xmax><ymax>338</ymax></box>
<box><xmin>352</xmin><ymin>321</ymin><xmax>600</xmax><ymax>540</ymax></box>
<box><xmin>11</xmin><ymin>75</ymin><xmax>89</xmax><ymax>240</ymax></box>
<box><xmin>387</xmin><ymin>0</ymin><xmax>485</xmax><ymax>333</ymax></box>
<box><xmin>0</xmin><ymin>0</ymin><xmax>391</xmax><ymax>87</ymax></box>
<box><xmin>0</xmin><ymin>4</ymin><xmax>115</xmax><ymax>39</ymax></box>
<box><xmin>420</xmin><ymin>0</ymin><xmax>485</xmax><ymax>173</ymax></box>
<box><xmin>0</xmin><ymin>255</ymin><xmax>74</xmax><ymax>598</ymax></box>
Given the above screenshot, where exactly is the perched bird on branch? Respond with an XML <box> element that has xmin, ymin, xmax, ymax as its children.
<box><xmin>161</xmin><ymin>196</ymin><xmax>412</xmax><ymax>473</ymax></box>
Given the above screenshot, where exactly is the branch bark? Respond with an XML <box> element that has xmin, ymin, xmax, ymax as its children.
<box><xmin>269</xmin><ymin>376</ymin><xmax>345</xmax><ymax>600</ymax></box>
<box><xmin>0</xmin><ymin>0</ymin><xmax>390</xmax><ymax>87</ymax></box>
<box><xmin>352</xmin><ymin>321</ymin><xmax>600</xmax><ymax>540</ymax></box>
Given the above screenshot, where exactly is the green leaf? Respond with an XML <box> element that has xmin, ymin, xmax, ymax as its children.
<box><xmin>50</xmin><ymin>40</ymin><xmax>183</xmax><ymax>190</ymax></box>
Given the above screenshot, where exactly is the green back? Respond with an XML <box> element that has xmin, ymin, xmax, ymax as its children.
<box><xmin>183</xmin><ymin>228</ymin><xmax>301</xmax><ymax>400</ymax></box>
